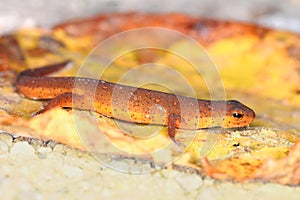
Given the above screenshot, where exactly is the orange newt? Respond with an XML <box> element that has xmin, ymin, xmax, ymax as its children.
<box><xmin>16</xmin><ymin>61</ymin><xmax>255</xmax><ymax>142</ymax></box>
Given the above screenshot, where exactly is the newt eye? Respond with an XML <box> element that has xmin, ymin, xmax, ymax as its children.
<box><xmin>232</xmin><ymin>112</ymin><xmax>243</xmax><ymax>119</ymax></box>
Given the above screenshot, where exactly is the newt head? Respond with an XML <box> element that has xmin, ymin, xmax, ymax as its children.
<box><xmin>222</xmin><ymin>100</ymin><xmax>255</xmax><ymax>128</ymax></box>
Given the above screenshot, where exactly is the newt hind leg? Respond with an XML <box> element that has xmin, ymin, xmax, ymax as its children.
<box><xmin>32</xmin><ymin>92</ymin><xmax>89</xmax><ymax>116</ymax></box>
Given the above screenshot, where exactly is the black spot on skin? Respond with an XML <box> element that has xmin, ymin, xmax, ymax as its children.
<box><xmin>233</xmin><ymin>143</ymin><xmax>240</xmax><ymax>147</ymax></box>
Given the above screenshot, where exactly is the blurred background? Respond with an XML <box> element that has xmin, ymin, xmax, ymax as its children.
<box><xmin>0</xmin><ymin>0</ymin><xmax>300</xmax><ymax>34</ymax></box>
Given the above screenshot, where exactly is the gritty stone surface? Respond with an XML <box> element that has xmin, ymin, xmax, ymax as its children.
<box><xmin>197</xmin><ymin>180</ymin><xmax>300</xmax><ymax>200</ymax></box>
<box><xmin>37</xmin><ymin>147</ymin><xmax>52</xmax><ymax>159</ymax></box>
<box><xmin>9</xmin><ymin>141</ymin><xmax>35</xmax><ymax>156</ymax></box>
<box><xmin>0</xmin><ymin>141</ymin><xmax>9</xmax><ymax>153</ymax></box>
<box><xmin>53</xmin><ymin>144</ymin><xmax>68</xmax><ymax>154</ymax></box>
<box><xmin>0</xmin><ymin>132</ymin><xmax>13</xmax><ymax>147</ymax></box>
<box><xmin>174</xmin><ymin>173</ymin><xmax>203</xmax><ymax>192</ymax></box>
<box><xmin>0</xmin><ymin>132</ymin><xmax>300</xmax><ymax>199</ymax></box>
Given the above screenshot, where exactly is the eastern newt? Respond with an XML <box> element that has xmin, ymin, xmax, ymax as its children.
<box><xmin>16</xmin><ymin>61</ymin><xmax>255</xmax><ymax>142</ymax></box>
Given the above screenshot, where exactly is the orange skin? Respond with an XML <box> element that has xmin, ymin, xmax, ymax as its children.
<box><xmin>16</xmin><ymin>61</ymin><xmax>255</xmax><ymax>142</ymax></box>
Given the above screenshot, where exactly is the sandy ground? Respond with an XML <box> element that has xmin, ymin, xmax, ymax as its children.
<box><xmin>1</xmin><ymin>132</ymin><xmax>300</xmax><ymax>200</ymax></box>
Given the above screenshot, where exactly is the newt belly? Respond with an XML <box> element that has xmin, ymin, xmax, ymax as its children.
<box><xmin>16</xmin><ymin>61</ymin><xmax>255</xmax><ymax>142</ymax></box>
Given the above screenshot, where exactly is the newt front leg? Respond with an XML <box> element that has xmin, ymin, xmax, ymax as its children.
<box><xmin>32</xmin><ymin>92</ymin><xmax>87</xmax><ymax>116</ymax></box>
<box><xmin>167</xmin><ymin>113</ymin><xmax>183</xmax><ymax>143</ymax></box>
